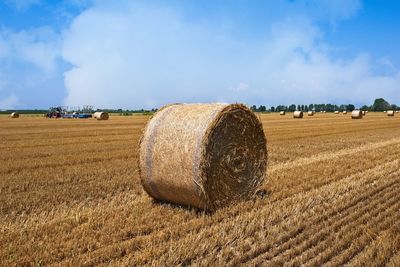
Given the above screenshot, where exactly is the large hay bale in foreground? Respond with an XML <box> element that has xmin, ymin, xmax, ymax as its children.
<box><xmin>94</xmin><ymin>112</ymin><xmax>109</xmax><ymax>120</ymax></box>
<box><xmin>387</xmin><ymin>110</ymin><xmax>395</xmax><ymax>116</ymax></box>
<box><xmin>307</xmin><ymin>111</ymin><xmax>314</xmax><ymax>116</ymax></box>
<box><xmin>279</xmin><ymin>111</ymin><xmax>285</xmax><ymax>115</ymax></box>
<box><xmin>10</xmin><ymin>112</ymin><xmax>19</xmax><ymax>118</ymax></box>
<box><xmin>293</xmin><ymin>111</ymin><xmax>304</xmax><ymax>118</ymax></box>
<box><xmin>139</xmin><ymin>103</ymin><xmax>268</xmax><ymax>211</ymax></box>
<box><xmin>351</xmin><ymin>110</ymin><xmax>363</xmax><ymax>119</ymax></box>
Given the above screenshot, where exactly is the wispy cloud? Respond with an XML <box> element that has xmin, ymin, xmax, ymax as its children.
<box><xmin>61</xmin><ymin>1</ymin><xmax>399</xmax><ymax>109</ymax></box>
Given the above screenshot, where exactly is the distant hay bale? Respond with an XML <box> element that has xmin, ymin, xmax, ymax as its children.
<box><xmin>362</xmin><ymin>111</ymin><xmax>366</xmax><ymax>116</ymax></box>
<box><xmin>334</xmin><ymin>111</ymin><xmax>339</xmax><ymax>114</ymax></box>
<box><xmin>294</xmin><ymin>111</ymin><xmax>304</xmax><ymax>118</ymax></box>
<box><xmin>307</xmin><ymin>111</ymin><xmax>314</xmax><ymax>116</ymax></box>
<box><xmin>366</xmin><ymin>111</ymin><xmax>369</xmax><ymax>113</ymax></box>
<box><xmin>279</xmin><ymin>111</ymin><xmax>286</xmax><ymax>115</ymax></box>
<box><xmin>94</xmin><ymin>112</ymin><xmax>109</xmax><ymax>120</ymax></box>
<box><xmin>139</xmin><ymin>103</ymin><xmax>267</xmax><ymax>211</ymax></box>
<box><xmin>343</xmin><ymin>111</ymin><xmax>347</xmax><ymax>114</ymax></box>
<box><xmin>387</xmin><ymin>110</ymin><xmax>395</xmax><ymax>116</ymax></box>
<box><xmin>10</xmin><ymin>112</ymin><xmax>19</xmax><ymax>118</ymax></box>
<box><xmin>396</xmin><ymin>111</ymin><xmax>399</xmax><ymax>113</ymax></box>
<box><xmin>351</xmin><ymin>110</ymin><xmax>363</xmax><ymax>119</ymax></box>
<box><xmin>384</xmin><ymin>111</ymin><xmax>387</xmax><ymax>113</ymax></box>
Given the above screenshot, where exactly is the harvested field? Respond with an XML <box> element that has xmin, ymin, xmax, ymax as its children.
<box><xmin>1</xmin><ymin>112</ymin><xmax>400</xmax><ymax>266</ymax></box>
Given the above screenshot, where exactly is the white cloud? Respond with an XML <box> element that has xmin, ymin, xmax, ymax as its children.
<box><xmin>61</xmin><ymin>1</ymin><xmax>399</xmax><ymax>109</ymax></box>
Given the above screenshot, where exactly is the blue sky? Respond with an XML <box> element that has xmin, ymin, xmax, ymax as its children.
<box><xmin>0</xmin><ymin>0</ymin><xmax>399</xmax><ymax>109</ymax></box>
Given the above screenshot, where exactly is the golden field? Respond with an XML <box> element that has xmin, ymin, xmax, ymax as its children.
<box><xmin>1</xmin><ymin>112</ymin><xmax>400</xmax><ymax>266</ymax></box>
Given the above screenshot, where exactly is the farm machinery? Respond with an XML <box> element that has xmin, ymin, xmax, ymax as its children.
<box><xmin>46</xmin><ymin>105</ymin><xmax>94</xmax><ymax>119</ymax></box>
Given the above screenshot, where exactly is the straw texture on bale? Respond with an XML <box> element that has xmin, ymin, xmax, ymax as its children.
<box><xmin>139</xmin><ymin>103</ymin><xmax>268</xmax><ymax>211</ymax></box>
<box><xmin>307</xmin><ymin>111</ymin><xmax>314</xmax><ymax>116</ymax></box>
<box><xmin>387</xmin><ymin>110</ymin><xmax>395</xmax><ymax>116</ymax></box>
<box><xmin>279</xmin><ymin>111</ymin><xmax>286</xmax><ymax>115</ymax></box>
<box><xmin>293</xmin><ymin>111</ymin><xmax>304</xmax><ymax>118</ymax></box>
<box><xmin>94</xmin><ymin>112</ymin><xmax>109</xmax><ymax>120</ymax></box>
<box><xmin>10</xmin><ymin>112</ymin><xmax>19</xmax><ymax>118</ymax></box>
<box><xmin>351</xmin><ymin>110</ymin><xmax>363</xmax><ymax>119</ymax></box>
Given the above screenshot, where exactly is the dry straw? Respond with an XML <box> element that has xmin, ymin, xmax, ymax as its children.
<box><xmin>307</xmin><ymin>111</ymin><xmax>314</xmax><ymax>116</ymax></box>
<box><xmin>280</xmin><ymin>111</ymin><xmax>286</xmax><ymax>115</ymax></box>
<box><xmin>294</xmin><ymin>111</ymin><xmax>304</xmax><ymax>118</ymax></box>
<box><xmin>139</xmin><ymin>103</ymin><xmax>268</xmax><ymax>211</ymax></box>
<box><xmin>351</xmin><ymin>110</ymin><xmax>363</xmax><ymax>119</ymax></box>
<box><xmin>10</xmin><ymin>112</ymin><xmax>19</xmax><ymax>118</ymax></box>
<box><xmin>94</xmin><ymin>112</ymin><xmax>109</xmax><ymax>120</ymax></box>
<box><xmin>387</xmin><ymin>110</ymin><xmax>395</xmax><ymax>116</ymax></box>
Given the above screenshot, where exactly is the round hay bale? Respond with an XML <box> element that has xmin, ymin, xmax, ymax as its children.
<box><xmin>384</xmin><ymin>111</ymin><xmax>387</xmax><ymax>113</ymax></box>
<box><xmin>343</xmin><ymin>111</ymin><xmax>347</xmax><ymax>114</ymax></box>
<box><xmin>307</xmin><ymin>111</ymin><xmax>314</xmax><ymax>116</ymax></box>
<box><xmin>294</xmin><ymin>111</ymin><xmax>304</xmax><ymax>118</ymax></box>
<box><xmin>334</xmin><ymin>111</ymin><xmax>339</xmax><ymax>114</ymax></box>
<box><xmin>10</xmin><ymin>112</ymin><xmax>19</xmax><ymax>118</ymax></box>
<box><xmin>351</xmin><ymin>110</ymin><xmax>363</xmax><ymax>119</ymax></box>
<box><xmin>94</xmin><ymin>112</ymin><xmax>109</xmax><ymax>120</ymax></box>
<box><xmin>279</xmin><ymin>111</ymin><xmax>285</xmax><ymax>115</ymax></box>
<box><xmin>139</xmin><ymin>103</ymin><xmax>267</xmax><ymax>211</ymax></box>
<box><xmin>396</xmin><ymin>110</ymin><xmax>399</xmax><ymax>113</ymax></box>
<box><xmin>387</xmin><ymin>110</ymin><xmax>395</xmax><ymax>116</ymax></box>
<box><xmin>362</xmin><ymin>111</ymin><xmax>366</xmax><ymax>116</ymax></box>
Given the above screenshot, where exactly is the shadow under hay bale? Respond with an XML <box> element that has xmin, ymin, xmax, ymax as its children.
<box><xmin>139</xmin><ymin>103</ymin><xmax>268</xmax><ymax>211</ymax></box>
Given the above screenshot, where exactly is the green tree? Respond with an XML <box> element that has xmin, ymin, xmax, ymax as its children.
<box><xmin>372</xmin><ymin>98</ymin><xmax>391</xmax><ymax>111</ymax></box>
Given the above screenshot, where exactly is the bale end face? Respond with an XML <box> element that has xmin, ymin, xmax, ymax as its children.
<box><xmin>387</xmin><ymin>110</ymin><xmax>395</xmax><ymax>116</ymax></box>
<box><xmin>139</xmin><ymin>103</ymin><xmax>268</xmax><ymax>211</ymax></box>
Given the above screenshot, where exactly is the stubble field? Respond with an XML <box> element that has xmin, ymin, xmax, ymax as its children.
<box><xmin>1</xmin><ymin>112</ymin><xmax>399</xmax><ymax>266</ymax></box>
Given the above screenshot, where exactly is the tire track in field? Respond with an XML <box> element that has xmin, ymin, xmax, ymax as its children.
<box><xmin>233</xmin><ymin>176</ymin><xmax>400</xmax><ymax>266</ymax></box>
<box><xmin>269</xmin><ymin>137</ymin><xmax>400</xmax><ymax>173</ymax></box>
<box><xmin>253</xmin><ymin>185</ymin><xmax>400</xmax><ymax>266</ymax></box>
<box><xmin>306</xmin><ymin>201</ymin><xmax>400</xmax><ymax>267</ymax></box>
<box><xmin>347</xmin><ymin>222</ymin><xmax>400</xmax><ymax>267</ymax></box>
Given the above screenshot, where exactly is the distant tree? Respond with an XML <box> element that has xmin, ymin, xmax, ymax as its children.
<box><xmin>258</xmin><ymin>105</ymin><xmax>266</xmax><ymax>112</ymax></box>
<box><xmin>309</xmin><ymin>104</ymin><xmax>314</xmax><ymax>111</ymax></box>
<box><xmin>325</xmin><ymin>104</ymin><xmax>334</xmax><ymax>112</ymax></box>
<box><xmin>297</xmin><ymin>105</ymin><xmax>301</xmax><ymax>111</ymax></box>
<box><xmin>347</xmin><ymin>104</ymin><xmax>355</xmax><ymax>111</ymax></box>
<box><xmin>288</xmin><ymin>104</ymin><xmax>296</xmax><ymax>112</ymax></box>
<box><xmin>372</xmin><ymin>98</ymin><xmax>391</xmax><ymax>111</ymax></box>
<box><xmin>251</xmin><ymin>105</ymin><xmax>257</xmax><ymax>111</ymax></box>
<box><xmin>361</xmin><ymin>105</ymin><xmax>369</xmax><ymax>111</ymax></box>
<box><xmin>276</xmin><ymin>105</ymin><xmax>287</xmax><ymax>111</ymax></box>
<box><xmin>270</xmin><ymin>106</ymin><xmax>275</xmax><ymax>112</ymax></box>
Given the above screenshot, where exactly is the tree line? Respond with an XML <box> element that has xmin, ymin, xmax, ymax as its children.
<box><xmin>251</xmin><ymin>98</ymin><xmax>399</xmax><ymax>113</ymax></box>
